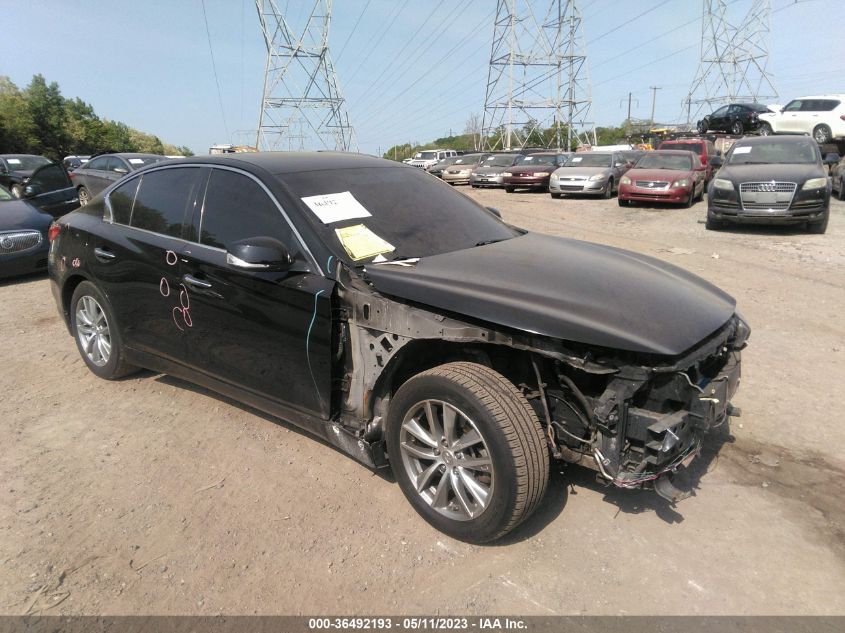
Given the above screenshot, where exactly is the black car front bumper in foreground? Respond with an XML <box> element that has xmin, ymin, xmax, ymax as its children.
<box><xmin>708</xmin><ymin>184</ymin><xmax>829</xmax><ymax>225</ymax></box>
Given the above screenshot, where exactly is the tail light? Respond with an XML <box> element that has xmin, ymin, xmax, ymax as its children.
<box><xmin>840</xmin><ymin>115</ymin><xmax>845</xmax><ymax>121</ymax></box>
<box><xmin>68</xmin><ymin>171</ymin><xmax>75</xmax><ymax>179</ymax></box>
<box><xmin>47</xmin><ymin>222</ymin><xmax>63</xmax><ymax>243</ymax></box>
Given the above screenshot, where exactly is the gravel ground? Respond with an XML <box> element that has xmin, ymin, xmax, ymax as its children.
<box><xmin>1</xmin><ymin>189</ymin><xmax>844</xmax><ymax>616</ymax></box>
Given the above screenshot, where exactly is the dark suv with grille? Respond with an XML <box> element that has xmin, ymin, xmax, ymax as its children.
<box><xmin>707</xmin><ymin>136</ymin><xmax>840</xmax><ymax>233</ymax></box>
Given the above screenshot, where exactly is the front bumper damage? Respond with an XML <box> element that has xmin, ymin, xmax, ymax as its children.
<box><xmin>547</xmin><ymin>317</ymin><xmax>747</xmax><ymax>501</ymax></box>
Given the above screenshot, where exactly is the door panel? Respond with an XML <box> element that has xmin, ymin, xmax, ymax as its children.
<box><xmin>23</xmin><ymin>164</ymin><xmax>78</xmax><ymax>217</ymax></box>
<box><xmin>180</xmin><ymin>245</ymin><xmax>334</xmax><ymax>417</ymax></box>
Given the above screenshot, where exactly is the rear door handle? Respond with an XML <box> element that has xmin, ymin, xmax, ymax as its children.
<box><xmin>182</xmin><ymin>274</ymin><xmax>212</xmax><ymax>289</ymax></box>
<box><xmin>94</xmin><ymin>247</ymin><xmax>116</xmax><ymax>262</ymax></box>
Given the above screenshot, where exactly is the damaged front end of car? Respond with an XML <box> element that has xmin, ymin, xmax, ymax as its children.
<box><xmin>324</xmin><ymin>258</ymin><xmax>748</xmax><ymax>504</ymax></box>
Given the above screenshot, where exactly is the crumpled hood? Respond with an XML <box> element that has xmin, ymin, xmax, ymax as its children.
<box><xmin>365</xmin><ymin>233</ymin><xmax>736</xmax><ymax>356</ymax></box>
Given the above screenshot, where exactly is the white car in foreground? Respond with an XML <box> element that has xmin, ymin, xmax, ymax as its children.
<box><xmin>758</xmin><ymin>95</ymin><xmax>845</xmax><ymax>144</ymax></box>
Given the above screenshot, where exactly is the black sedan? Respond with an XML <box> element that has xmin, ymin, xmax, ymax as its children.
<box><xmin>0</xmin><ymin>154</ymin><xmax>53</xmax><ymax>197</ymax></box>
<box><xmin>49</xmin><ymin>152</ymin><xmax>747</xmax><ymax>542</ymax></box>
<box><xmin>1</xmin><ymin>162</ymin><xmax>78</xmax><ymax>279</ymax></box>
<box><xmin>707</xmin><ymin>135</ymin><xmax>839</xmax><ymax>233</ymax></box>
<box><xmin>71</xmin><ymin>152</ymin><xmax>165</xmax><ymax>205</ymax></box>
<box><xmin>697</xmin><ymin>102</ymin><xmax>773</xmax><ymax>135</ymax></box>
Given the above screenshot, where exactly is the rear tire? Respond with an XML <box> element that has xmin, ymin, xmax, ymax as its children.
<box><xmin>697</xmin><ymin>118</ymin><xmax>709</xmax><ymax>134</ymax></box>
<box><xmin>550</xmin><ymin>192</ymin><xmax>561</xmax><ymax>199</ymax></box>
<box><xmin>813</xmin><ymin>125</ymin><xmax>832</xmax><ymax>145</ymax></box>
<box><xmin>731</xmin><ymin>120</ymin><xmax>744</xmax><ymax>135</ymax></box>
<box><xmin>70</xmin><ymin>281</ymin><xmax>138</xmax><ymax>380</ymax></box>
<box><xmin>387</xmin><ymin>362</ymin><xmax>549</xmax><ymax>543</ymax></box>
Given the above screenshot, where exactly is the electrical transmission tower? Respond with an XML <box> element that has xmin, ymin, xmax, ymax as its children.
<box><xmin>255</xmin><ymin>0</ymin><xmax>357</xmax><ymax>152</ymax></box>
<box><xmin>481</xmin><ymin>0</ymin><xmax>596</xmax><ymax>151</ymax></box>
<box><xmin>684</xmin><ymin>0</ymin><xmax>777</xmax><ymax>127</ymax></box>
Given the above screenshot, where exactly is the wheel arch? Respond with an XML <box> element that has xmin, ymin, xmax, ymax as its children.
<box><xmin>61</xmin><ymin>273</ymin><xmax>91</xmax><ymax>326</ymax></box>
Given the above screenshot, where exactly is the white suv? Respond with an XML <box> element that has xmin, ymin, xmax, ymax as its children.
<box><xmin>408</xmin><ymin>149</ymin><xmax>457</xmax><ymax>170</ymax></box>
<box><xmin>758</xmin><ymin>95</ymin><xmax>845</xmax><ymax>144</ymax></box>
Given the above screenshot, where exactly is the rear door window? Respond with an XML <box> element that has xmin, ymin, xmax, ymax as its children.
<box><xmin>130</xmin><ymin>167</ymin><xmax>200</xmax><ymax>238</ymax></box>
<box><xmin>86</xmin><ymin>157</ymin><xmax>109</xmax><ymax>171</ymax></box>
<box><xmin>197</xmin><ymin>168</ymin><xmax>293</xmax><ymax>252</ymax></box>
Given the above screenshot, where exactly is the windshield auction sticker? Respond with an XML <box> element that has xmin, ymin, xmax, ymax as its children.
<box><xmin>301</xmin><ymin>191</ymin><xmax>372</xmax><ymax>224</ymax></box>
<box><xmin>334</xmin><ymin>224</ymin><xmax>395</xmax><ymax>261</ymax></box>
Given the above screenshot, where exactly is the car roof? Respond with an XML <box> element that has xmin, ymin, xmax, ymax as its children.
<box><xmin>731</xmin><ymin>135</ymin><xmax>815</xmax><ymax>146</ymax></box>
<box><xmin>650</xmin><ymin>149</ymin><xmax>698</xmax><ymax>156</ymax></box>
<box><xmin>0</xmin><ymin>154</ymin><xmax>49</xmax><ymax>159</ymax></box>
<box><xmin>793</xmin><ymin>94</ymin><xmax>845</xmax><ymax>100</ymax></box>
<box><xmin>159</xmin><ymin>151</ymin><xmax>394</xmax><ymax>175</ymax></box>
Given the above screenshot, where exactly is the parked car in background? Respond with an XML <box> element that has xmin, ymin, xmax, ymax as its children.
<box><xmin>441</xmin><ymin>154</ymin><xmax>486</xmax><ymax>185</ymax></box>
<box><xmin>1</xmin><ymin>164</ymin><xmax>78</xmax><ymax>278</ymax></box>
<box><xmin>428</xmin><ymin>155</ymin><xmax>459</xmax><ymax>178</ymax></box>
<box><xmin>618</xmin><ymin>150</ymin><xmax>706</xmax><ymax>207</ymax></box>
<box><xmin>658</xmin><ymin>138</ymin><xmax>717</xmax><ymax>187</ymax></box>
<box><xmin>71</xmin><ymin>153</ymin><xmax>166</xmax><ymax>205</ymax></box>
<box><xmin>63</xmin><ymin>155</ymin><xmax>91</xmax><ymax>172</ymax></box>
<box><xmin>548</xmin><ymin>151</ymin><xmax>633</xmax><ymax>199</ymax></box>
<box><xmin>470</xmin><ymin>153</ymin><xmax>519</xmax><ymax>188</ymax></box>
<box><xmin>706</xmin><ymin>136</ymin><xmax>839</xmax><ymax>233</ymax></box>
<box><xmin>697</xmin><ymin>103</ymin><xmax>772</xmax><ymax>135</ymax></box>
<box><xmin>503</xmin><ymin>153</ymin><xmax>568</xmax><ymax>193</ymax></box>
<box><xmin>831</xmin><ymin>156</ymin><xmax>845</xmax><ymax>201</ymax></box>
<box><xmin>757</xmin><ymin>95</ymin><xmax>845</xmax><ymax>144</ymax></box>
<box><xmin>408</xmin><ymin>149</ymin><xmax>458</xmax><ymax>171</ymax></box>
<box><xmin>48</xmin><ymin>151</ymin><xmax>746</xmax><ymax>542</ymax></box>
<box><xmin>0</xmin><ymin>154</ymin><xmax>53</xmax><ymax>197</ymax></box>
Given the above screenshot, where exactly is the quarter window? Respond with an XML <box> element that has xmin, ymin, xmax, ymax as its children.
<box><xmin>108</xmin><ymin>178</ymin><xmax>140</xmax><ymax>225</ymax></box>
<box><xmin>198</xmin><ymin>169</ymin><xmax>293</xmax><ymax>252</ymax></box>
<box><xmin>130</xmin><ymin>167</ymin><xmax>200</xmax><ymax>238</ymax></box>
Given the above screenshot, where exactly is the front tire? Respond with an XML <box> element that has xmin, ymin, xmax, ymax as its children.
<box><xmin>550</xmin><ymin>192</ymin><xmax>562</xmax><ymax>199</ymax></box>
<box><xmin>603</xmin><ymin>178</ymin><xmax>614</xmax><ymax>199</ymax></box>
<box><xmin>505</xmin><ymin>186</ymin><xmax>515</xmax><ymax>193</ymax></box>
<box><xmin>813</xmin><ymin>124</ymin><xmax>832</xmax><ymax>145</ymax></box>
<box><xmin>387</xmin><ymin>362</ymin><xmax>549</xmax><ymax>543</ymax></box>
<box><xmin>697</xmin><ymin>118</ymin><xmax>709</xmax><ymax>134</ymax></box>
<box><xmin>70</xmin><ymin>281</ymin><xmax>138</xmax><ymax>380</ymax></box>
<box><xmin>758</xmin><ymin>122</ymin><xmax>773</xmax><ymax>136</ymax></box>
<box><xmin>807</xmin><ymin>210</ymin><xmax>829</xmax><ymax>234</ymax></box>
<box><xmin>705</xmin><ymin>209</ymin><xmax>723</xmax><ymax>230</ymax></box>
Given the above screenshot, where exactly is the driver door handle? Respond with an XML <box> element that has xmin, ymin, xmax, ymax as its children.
<box><xmin>183</xmin><ymin>274</ymin><xmax>212</xmax><ymax>289</ymax></box>
<box><xmin>94</xmin><ymin>247</ymin><xmax>116</xmax><ymax>262</ymax></box>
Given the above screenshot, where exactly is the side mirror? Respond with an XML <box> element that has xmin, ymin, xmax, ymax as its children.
<box><xmin>709</xmin><ymin>156</ymin><xmax>723</xmax><ymax>167</ymax></box>
<box><xmin>823</xmin><ymin>153</ymin><xmax>840</xmax><ymax>165</ymax></box>
<box><xmin>113</xmin><ymin>167</ymin><xmax>129</xmax><ymax>175</ymax></box>
<box><xmin>226</xmin><ymin>237</ymin><xmax>294</xmax><ymax>272</ymax></box>
<box><xmin>24</xmin><ymin>184</ymin><xmax>41</xmax><ymax>198</ymax></box>
<box><xmin>486</xmin><ymin>206</ymin><xmax>502</xmax><ymax>218</ymax></box>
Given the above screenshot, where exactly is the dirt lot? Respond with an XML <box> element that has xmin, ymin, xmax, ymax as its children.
<box><xmin>1</xmin><ymin>190</ymin><xmax>844</xmax><ymax>616</ymax></box>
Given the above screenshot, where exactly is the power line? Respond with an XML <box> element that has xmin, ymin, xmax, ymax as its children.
<box><xmin>200</xmin><ymin>0</ymin><xmax>230</xmax><ymax>140</ymax></box>
<box><xmin>335</xmin><ymin>0</ymin><xmax>373</xmax><ymax>64</ymax></box>
<box><xmin>590</xmin><ymin>0</ymin><xmax>672</xmax><ymax>45</ymax></box>
<box><xmin>342</xmin><ymin>0</ymin><xmax>414</xmax><ymax>88</ymax></box>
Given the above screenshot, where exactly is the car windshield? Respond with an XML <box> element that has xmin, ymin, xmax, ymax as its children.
<box><xmin>453</xmin><ymin>154</ymin><xmax>482</xmax><ymax>165</ymax></box>
<box><xmin>565</xmin><ymin>154</ymin><xmax>611</xmax><ymax>168</ymax></box>
<box><xmin>635</xmin><ymin>153</ymin><xmax>693</xmax><ymax>170</ymax></box>
<box><xmin>436</xmin><ymin>157</ymin><xmax>458</xmax><ymax>166</ymax></box>
<box><xmin>0</xmin><ymin>186</ymin><xmax>13</xmax><ymax>202</ymax></box>
<box><xmin>126</xmin><ymin>156</ymin><xmax>166</xmax><ymax>170</ymax></box>
<box><xmin>484</xmin><ymin>154</ymin><xmax>517</xmax><ymax>167</ymax></box>
<box><xmin>415</xmin><ymin>151</ymin><xmax>437</xmax><ymax>160</ymax></box>
<box><xmin>727</xmin><ymin>141</ymin><xmax>818</xmax><ymax>165</ymax></box>
<box><xmin>284</xmin><ymin>166</ymin><xmax>519</xmax><ymax>264</ymax></box>
<box><xmin>515</xmin><ymin>154</ymin><xmax>557</xmax><ymax>166</ymax></box>
<box><xmin>5</xmin><ymin>156</ymin><xmax>51</xmax><ymax>171</ymax></box>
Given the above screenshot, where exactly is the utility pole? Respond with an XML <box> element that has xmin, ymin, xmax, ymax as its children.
<box><xmin>649</xmin><ymin>85</ymin><xmax>661</xmax><ymax>124</ymax></box>
<box><xmin>481</xmin><ymin>0</ymin><xmax>595</xmax><ymax>151</ymax></box>
<box><xmin>619</xmin><ymin>92</ymin><xmax>638</xmax><ymax>133</ymax></box>
<box><xmin>255</xmin><ymin>0</ymin><xmax>357</xmax><ymax>151</ymax></box>
<box><xmin>683</xmin><ymin>0</ymin><xmax>777</xmax><ymax>127</ymax></box>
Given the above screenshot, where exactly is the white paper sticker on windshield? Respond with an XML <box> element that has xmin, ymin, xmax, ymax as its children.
<box><xmin>571</xmin><ymin>156</ymin><xmax>583</xmax><ymax>162</ymax></box>
<box><xmin>524</xmin><ymin>156</ymin><xmax>534</xmax><ymax>161</ymax></box>
<box><xmin>7</xmin><ymin>159</ymin><xmax>21</xmax><ymax>165</ymax></box>
<box><xmin>732</xmin><ymin>146</ymin><xmax>752</xmax><ymax>154</ymax></box>
<box><xmin>301</xmin><ymin>191</ymin><xmax>372</xmax><ymax>224</ymax></box>
<box><xmin>128</xmin><ymin>158</ymin><xmax>145</xmax><ymax>164</ymax></box>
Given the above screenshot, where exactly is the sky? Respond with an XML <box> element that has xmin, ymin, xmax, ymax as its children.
<box><xmin>2</xmin><ymin>0</ymin><xmax>843</xmax><ymax>156</ymax></box>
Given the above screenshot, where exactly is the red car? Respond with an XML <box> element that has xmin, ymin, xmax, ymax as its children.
<box><xmin>657</xmin><ymin>138</ymin><xmax>716</xmax><ymax>186</ymax></box>
<box><xmin>617</xmin><ymin>150</ymin><xmax>706</xmax><ymax>207</ymax></box>
<box><xmin>502</xmin><ymin>153</ymin><xmax>568</xmax><ymax>192</ymax></box>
